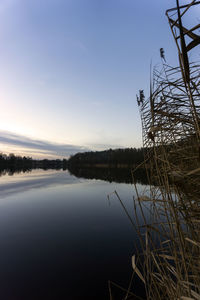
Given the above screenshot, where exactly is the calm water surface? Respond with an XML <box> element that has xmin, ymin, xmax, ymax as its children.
<box><xmin>0</xmin><ymin>169</ymin><xmax>147</xmax><ymax>299</ymax></box>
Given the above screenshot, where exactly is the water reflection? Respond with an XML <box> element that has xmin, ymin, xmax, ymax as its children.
<box><xmin>0</xmin><ymin>169</ymin><xmax>79</xmax><ymax>198</ymax></box>
<box><xmin>0</xmin><ymin>166</ymin><xmax>149</xmax><ymax>187</ymax></box>
<box><xmin>0</xmin><ymin>169</ymin><xmax>147</xmax><ymax>299</ymax></box>
<box><xmin>0</xmin><ymin>166</ymin><xmax>66</xmax><ymax>177</ymax></box>
<box><xmin>68</xmin><ymin>166</ymin><xmax>149</xmax><ymax>185</ymax></box>
<box><xmin>0</xmin><ymin>168</ymin><xmax>32</xmax><ymax>176</ymax></box>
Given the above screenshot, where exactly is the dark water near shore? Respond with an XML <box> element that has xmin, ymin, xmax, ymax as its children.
<box><xmin>0</xmin><ymin>169</ymin><xmax>148</xmax><ymax>299</ymax></box>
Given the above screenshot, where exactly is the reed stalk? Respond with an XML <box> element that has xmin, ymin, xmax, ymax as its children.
<box><xmin>109</xmin><ymin>2</ymin><xmax>200</xmax><ymax>298</ymax></box>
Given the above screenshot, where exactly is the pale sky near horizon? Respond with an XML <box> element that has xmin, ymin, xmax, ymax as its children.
<box><xmin>0</xmin><ymin>0</ymin><xmax>199</xmax><ymax>158</ymax></box>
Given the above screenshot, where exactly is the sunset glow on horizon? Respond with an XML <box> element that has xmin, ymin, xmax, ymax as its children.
<box><xmin>0</xmin><ymin>0</ymin><xmax>197</xmax><ymax>158</ymax></box>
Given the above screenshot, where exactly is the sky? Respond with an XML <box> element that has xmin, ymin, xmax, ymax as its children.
<box><xmin>0</xmin><ymin>0</ymin><xmax>199</xmax><ymax>158</ymax></box>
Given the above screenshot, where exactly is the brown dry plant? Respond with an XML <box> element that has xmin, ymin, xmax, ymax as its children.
<box><xmin>109</xmin><ymin>1</ymin><xmax>200</xmax><ymax>299</ymax></box>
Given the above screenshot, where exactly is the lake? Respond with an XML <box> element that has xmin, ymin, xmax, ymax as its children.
<box><xmin>0</xmin><ymin>169</ymin><xmax>148</xmax><ymax>299</ymax></box>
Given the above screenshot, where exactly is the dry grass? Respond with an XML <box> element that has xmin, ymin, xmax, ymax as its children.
<box><xmin>109</xmin><ymin>1</ymin><xmax>200</xmax><ymax>299</ymax></box>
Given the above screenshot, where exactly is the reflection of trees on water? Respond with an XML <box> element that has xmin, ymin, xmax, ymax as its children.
<box><xmin>0</xmin><ymin>168</ymin><xmax>32</xmax><ymax>177</ymax></box>
<box><xmin>68</xmin><ymin>166</ymin><xmax>149</xmax><ymax>185</ymax></box>
<box><xmin>0</xmin><ymin>166</ymin><xmax>67</xmax><ymax>177</ymax></box>
<box><xmin>0</xmin><ymin>165</ymin><xmax>149</xmax><ymax>185</ymax></box>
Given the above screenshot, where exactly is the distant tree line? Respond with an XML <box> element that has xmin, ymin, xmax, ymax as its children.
<box><xmin>0</xmin><ymin>147</ymin><xmax>148</xmax><ymax>174</ymax></box>
<box><xmin>68</xmin><ymin>148</ymin><xmax>147</xmax><ymax>168</ymax></box>
<box><xmin>0</xmin><ymin>153</ymin><xmax>68</xmax><ymax>172</ymax></box>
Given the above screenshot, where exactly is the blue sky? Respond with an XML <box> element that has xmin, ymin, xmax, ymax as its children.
<box><xmin>0</xmin><ymin>0</ymin><xmax>198</xmax><ymax>158</ymax></box>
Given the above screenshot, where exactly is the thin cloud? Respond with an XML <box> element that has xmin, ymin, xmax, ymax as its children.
<box><xmin>0</xmin><ymin>130</ymin><xmax>89</xmax><ymax>158</ymax></box>
<box><xmin>87</xmin><ymin>143</ymin><xmax>124</xmax><ymax>151</ymax></box>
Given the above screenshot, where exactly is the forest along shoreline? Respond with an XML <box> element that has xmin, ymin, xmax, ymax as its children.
<box><xmin>0</xmin><ymin>148</ymin><xmax>146</xmax><ymax>171</ymax></box>
<box><xmin>67</xmin><ymin>148</ymin><xmax>145</xmax><ymax>169</ymax></box>
<box><xmin>0</xmin><ymin>149</ymin><xmax>149</xmax><ymax>185</ymax></box>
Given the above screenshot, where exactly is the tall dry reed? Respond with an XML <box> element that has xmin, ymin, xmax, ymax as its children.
<box><xmin>109</xmin><ymin>1</ymin><xmax>200</xmax><ymax>299</ymax></box>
